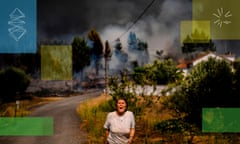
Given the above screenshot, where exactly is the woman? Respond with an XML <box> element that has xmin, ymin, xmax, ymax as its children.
<box><xmin>104</xmin><ymin>98</ymin><xmax>135</xmax><ymax>144</ymax></box>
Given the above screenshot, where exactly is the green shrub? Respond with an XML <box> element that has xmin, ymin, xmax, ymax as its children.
<box><xmin>167</xmin><ymin>58</ymin><xmax>233</xmax><ymax>127</ymax></box>
<box><xmin>108</xmin><ymin>71</ymin><xmax>139</xmax><ymax>114</ymax></box>
<box><xmin>0</xmin><ymin>67</ymin><xmax>30</xmax><ymax>102</ymax></box>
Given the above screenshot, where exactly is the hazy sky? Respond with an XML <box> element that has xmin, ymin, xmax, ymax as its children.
<box><xmin>38</xmin><ymin>0</ymin><xmax>193</xmax><ymax>57</ymax></box>
<box><xmin>38</xmin><ymin>0</ymin><xmax>182</xmax><ymax>38</ymax></box>
<box><xmin>37</xmin><ymin>0</ymin><xmax>240</xmax><ymax>56</ymax></box>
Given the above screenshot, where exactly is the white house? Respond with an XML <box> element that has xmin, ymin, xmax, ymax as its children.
<box><xmin>178</xmin><ymin>52</ymin><xmax>236</xmax><ymax>76</ymax></box>
<box><xmin>192</xmin><ymin>53</ymin><xmax>223</xmax><ymax>66</ymax></box>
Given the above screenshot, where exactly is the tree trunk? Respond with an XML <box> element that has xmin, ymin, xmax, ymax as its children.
<box><xmin>105</xmin><ymin>58</ymin><xmax>108</xmax><ymax>96</ymax></box>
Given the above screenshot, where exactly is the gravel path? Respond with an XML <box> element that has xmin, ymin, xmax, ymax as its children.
<box><xmin>0</xmin><ymin>91</ymin><xmax>102</xmax><ymax>144</ymax></box>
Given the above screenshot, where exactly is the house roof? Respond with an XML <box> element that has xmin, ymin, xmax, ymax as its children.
<box><xmin>177</xmin><ymin>52</ymin><xmax>235</xmax><ymax>69</ymax></box>
<box><xmin>192</xmin><ymin>52</ymin><xmax>213</xmax><ymax>62</ymax></box>
<box><xmin>177</xmin><ymin>63</ymin><xmax>188</xmax><ymax>69</ymax></box>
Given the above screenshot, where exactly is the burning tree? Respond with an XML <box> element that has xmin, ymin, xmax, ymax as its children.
<box><xmin>128</xmin><ymin>31</ymin><xmax>149</xmax><ymax>67</ymax></box>
<box><xmin>87</xmin><ymin>29</ymin><xmax>104</xmax><ymax>76</ymax></box>
<box><xmin>71</xmin><ymin>36</ymin><xmax>91</xmax><ymax>77</ymax></box>
<box><xmin>114</xmin><ymin>39</ymin><xmax>128</xmax><ymax>71</ymax></box>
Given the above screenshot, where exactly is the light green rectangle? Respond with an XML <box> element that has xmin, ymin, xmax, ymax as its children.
<box><xmin>193</xmin><ymin>0</ymin><xmax>240</xmax><ymax>40</ymax></box>
<box><xmin>202</xmin><ymin>108</ymin><xmax>240</xmax><ymax>132</ymax></box>
<box><xmin>181</xmin><ymin>20</ymin><xmax>210</xmax><ymax>44</ymax></box>
<box><xmin>0</xmin><ymin>117</ymin><xmax>53</xmax><ymax>136</ymax></box>
<box><xmin>41</xmin><ymin>45</ymin><xmax>72</xmax><ymax>80</ymax></box>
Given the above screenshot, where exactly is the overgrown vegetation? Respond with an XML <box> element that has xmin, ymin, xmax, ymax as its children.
<box><xmin>77</xmin><ymin>94</ymin><xmax>108</xmax><ymax>143</ymax></box>
<box><xmin>166</xmin><ymin>58</ymin><xmax>239</xmax><ymax>127</ymax></box>
<box><xmin>87</xmin><ymin>29</ymin><xmax>104</xmax><ymax>76</ymax></box>
<box><xmin>78</xmin><ymin>57</ymin><xmax>240</xmax><ymax>143</ymax></box>
<box><xmin>71</xmin><ymin>36</ymin><xmax>91</xmax><ymax>74</ymax></box>
<box><xmin>133</xmin><ymin>59</ymin><xmax>183</xmax><ymax>85</ymax></box>
<box><xmin>0</xmin><ymin>97</ymin><xmax>63</xmax><ymax>117</ymax></box>
<box><xmin>77</xmin><ymin>67</ymin><xmax>184</xmax><ymax>143</ymax></box>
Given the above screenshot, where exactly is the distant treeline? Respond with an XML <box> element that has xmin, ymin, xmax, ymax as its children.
<box><xmin>0</xmin><ymin>53</ymin><xmax>40</xmax><ymax>75</ymax></box>
<box><xmin>0</xmin><ymin>40</ymin><xmax>68</xmax><ymax>76</ymax></box>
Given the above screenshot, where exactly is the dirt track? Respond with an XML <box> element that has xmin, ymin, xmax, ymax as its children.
<box><xmin>0</xmin><ymin>90</ymin><xmax>102</xmax><ymax>144</ymax></box>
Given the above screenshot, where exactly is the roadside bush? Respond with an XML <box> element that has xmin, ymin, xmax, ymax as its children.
<box><xmin>166</xmin><ymin>58</ymin><xmax>233</xmax><ymax>127</ymax></box>
<box><xmin>98</xmin><ymin>99</ymin><xmax>115</xmax><ymax>112</ymax></box>
<box><xmin>133</xmin><ymin>59</ymin><xmax>183</xmax><ymax>85</ymax></box>
<box><xmin>108</xmin><ymin>71</ymin><xmax>138</xmax><ymax>113</ymax></box>
<box><xmin>0</xmin><ymin>67</ymin><xmax>30</xmax><ymax>102</ymax></box>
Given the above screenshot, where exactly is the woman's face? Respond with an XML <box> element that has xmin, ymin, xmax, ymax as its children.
<box><xmin>117</xmin><ymin>99</ymin><xmax>127</xmax><ymax>114</ymax></box>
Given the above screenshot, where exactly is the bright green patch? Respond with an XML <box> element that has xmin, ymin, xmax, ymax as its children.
<box><xmin>0</xmin><ymin>117</ymin><xmax>53</xmax><ymax>136</ymax></box>
<box><xmin>202</xmin><ymin>108</ymin><xmax>240</xmax><ymax>132</ymax></box>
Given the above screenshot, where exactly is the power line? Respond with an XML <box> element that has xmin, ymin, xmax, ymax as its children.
<box><xmin>113</xmin><ymin>0</ymin><xmax>157</xmax><ymax>43</ymax></box>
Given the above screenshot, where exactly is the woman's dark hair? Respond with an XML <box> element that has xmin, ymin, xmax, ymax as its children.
<box><xmin>116</xmin><ymin>97</ymin><xmax>128</xmax><ymax>111</ymax></box>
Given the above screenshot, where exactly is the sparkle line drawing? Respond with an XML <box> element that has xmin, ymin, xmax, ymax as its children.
<box><xmin>212</xmin><ymin>7</ymin><xmax>232</xmax><ymax>28</ymax></box>
<box><xmin>8</xmin><ymin>8</ymin><xmax>27</xmax><ymax>41</ymax></box>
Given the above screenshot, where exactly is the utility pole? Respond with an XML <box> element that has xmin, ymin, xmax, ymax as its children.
<box><xmin>104</xmin><ymin>40</ymin><xmax>112</xmax><ymax>96</ymax></box>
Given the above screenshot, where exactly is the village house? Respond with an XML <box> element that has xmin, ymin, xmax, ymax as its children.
<box><xmin>177</xmin><ymin>52</ymin><xmax>236</xmax><ymax>76</ymax></box>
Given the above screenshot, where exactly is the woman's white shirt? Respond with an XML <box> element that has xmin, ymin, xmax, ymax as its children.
<box><xmin>104</xmin><ymin>111</ymin><xmax>135</xmax><ymax>144</ymax></box>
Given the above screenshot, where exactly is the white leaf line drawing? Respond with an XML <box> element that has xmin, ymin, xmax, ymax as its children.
<box><xmin>8</xmin><ymin>8</ymin><xmax>27</xmax><ymax>41</ymax></box>
<box><xmin>212</xmin><ymin>7</ymin><xmax>232</xmax><ymax>28</ymax></box>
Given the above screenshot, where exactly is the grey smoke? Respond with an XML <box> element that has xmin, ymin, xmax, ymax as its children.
<box><xmin>99</xmin><ymin>0</ymin><xmax>192</xmax><ymax>63</ymax></box>
<box><xmin>38</xmin><ymin>0</ymin><xmax>191</xmax><ymax>43</ymax></box>
<box><xmin>39</xmin><ymin>0</ymin><xmax>239</xmax><ymax>58</ymax></box>
<box><xmin>38</xmin><ymin>0</ymin><xmax>163</xmax><ymax>39</ymax></box>
<box><xmin>38</xmin><ymin>0</ymin><xmax>193</xmax><ymax>75</ymax></box>
<box><xmin>214</xmin><ymin>40</ymin><xmax>240</xmax><ymax>56</ymax></box>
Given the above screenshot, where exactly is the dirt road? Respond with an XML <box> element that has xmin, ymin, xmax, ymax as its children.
<box><xmin>0</xmin><ymin>90</ymin><xmax>102</xmax><ymax>144</ymax></box>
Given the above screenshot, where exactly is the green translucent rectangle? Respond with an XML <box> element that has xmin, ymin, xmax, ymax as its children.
<box><xmin>193</xmin><ymin>0</ymin><xmax>240</xmax><ymax>40</ymax></box>
<box><xmin>181</xmin><ymin>20</ymin><xmax>210</xmax><ymax>44</ymax></box>
<box><xmin>0</xmin><ymin>117</ymin><xmax>53</xmax><ymax>136</ymax></box>
<box><xmin>41</xmin><ymin>45</ymin><xmax>72</xmax><ymax>80</ymax></box>
<box><xmin>202</xmin><ymin>108</ymin><xmax>240</xmax><ymax>132</ymax></box>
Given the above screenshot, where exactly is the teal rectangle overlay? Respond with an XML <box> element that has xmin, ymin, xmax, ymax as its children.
<box><xmin>202</xmin><ymin>108</ymin><xmax>240</xmax><ymax>132</ymax></box>
<box><xmin>0</xmin><ymin>117</ymin><xmax>53</xmax><ymax>136</ymax></box>
<box><xmin>0</xmin><ymin>0</ymin><xmax>37</xmax><ymax>53</ymax></box>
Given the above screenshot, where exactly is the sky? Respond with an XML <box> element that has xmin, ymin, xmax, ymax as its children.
<box><xmin>38</xmin><ymin>0</ymin><xmax>173</xmax><ymax>38</ymax></box>
<box><xmin>37</xmin><ymin>0</ymin><xmax>240</xmax><ymax>57</ymax></box>
<box><xmin>38</xmin><ymin>0</ymin><xmax>192</xmax><ymax>58</ymax></box>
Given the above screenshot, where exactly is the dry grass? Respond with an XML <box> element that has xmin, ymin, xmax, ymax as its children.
<box><xmin>77</xmin><ymin>95</ymin><xmax>240</xmax><ymax>143</ymax></box>
<box><xmin>138</xmin><ymin>96</ymin><xmax>173</xmax><ymax>120</ymax></box>
<box><xmin>77</xmin><ymin>93</ymin><xmax>110</xmax><ymax>143</ymax></box>
<box><xmin>77</xmin><ymin>93</ymin><xmax>109</xmax><ymax>111</ymax></box>
<box><xmin>0</xmin><ymin>96</ymin><xmax>64</xmax><ymax>117</ymax></box>
<box><xmin>134</xmin><ymin>96</ymin><xmax>176</xmax><ymax>143</ymax></box>
<box><xmin>77</xmin><ymin>94</ymin><xmax>174</xmax><ymax>143</ymax></box>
